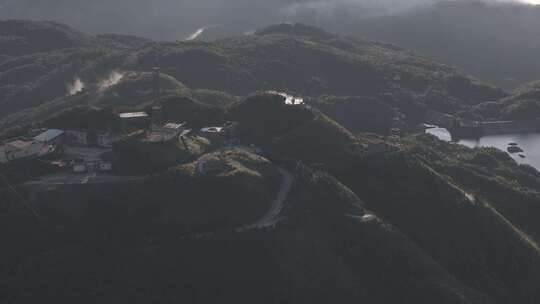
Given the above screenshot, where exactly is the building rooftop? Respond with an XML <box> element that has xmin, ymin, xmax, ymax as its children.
<box><xmin>267</xmin><ymin>91</ymin><xmax>305</xmax><ymax>105</ymax></box>
<box><xmin>34</xmin><ymin>129</ymin><xmax>65</xmax><ymax>142</ymax></box>
<box><xmin>144</xmin><ymin>131</ymin><xmax>177</xmax><ymax>143</ymax></box>
<box><xmin>6</xmin><ymin>140</ymin><xmax>34</xmax><ymax>149</ymax></box>
<box><xmin>164</xmin><ymin>122</ymin><xmax>185</xmax><ymax>130</ymax></box>
<box><xmin>118</xmin><ymin>112</ymin><xmax>149</xmax><ymax>119</ymax></box>
<box><xmin>201</xmin><ymin>127</ymin><xmax>224</xmax><ymax>134</ymax></box>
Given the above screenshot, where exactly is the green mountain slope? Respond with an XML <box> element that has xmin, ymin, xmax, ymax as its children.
<box><xmin>0</xmin><ymin>154</ymin><xmax>500</xmax><ymax>304</ymax></box>
<box><xmin>473</xmin><ymin>81</ymin><xmax>540</xmax><ymax>120</ymax></box>
<box><xmin>132</xmin><ymin>23</ymin><xmax>505</xmax><ymax>102</ymax></box>
<box><xmin>0</xmin><ymin>21</ymin><xmax>507</xmax><ymax>132</ymax></box>
<box><xmin>228</xmin><ymin>94</ymin><xmax>540</xmax><ymax>303</ymax></box>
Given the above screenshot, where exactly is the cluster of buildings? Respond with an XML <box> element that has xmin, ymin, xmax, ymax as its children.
<box><xmin>0</xmin><ymin>127</ymin><xmax>117</xmax><ymax>173</ymax></box>
<box><xmin>116</xmin><ymin>108</ymin><xmax>190</xmax><ymax>145</ymax></box>
<box><xmin>1</xmin><ymin>88</ymin><xmax>291</xmax><ymax>173</ymax></box>
<box><xmin>63</xmin><ymin>129</ymin><xmax>116</xmax><ymax>148</ymax></box>
<box><xmin>117</xmin><ymin>105</ymin><xmax>238</xmax><ymax>147</ymax></box>
<box><xmin>0</xmin><ymin>129</ymin><xmax>64</xmax><ymax>164</ymax></box>
<box><xmin>143</xmin><ymin>123</ymin><xmax>187</xmax><ymax>143</ymax></box>
<box><xmin>267</xmin><ymin>91</ymin><xmax>305</xmax><ymax>106</ymax></box>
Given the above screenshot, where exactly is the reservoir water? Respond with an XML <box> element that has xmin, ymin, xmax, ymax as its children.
<box><xmin>426</xmin><ymin>127</ymin><xmax>540</xmax><ymax>170</ymax></box>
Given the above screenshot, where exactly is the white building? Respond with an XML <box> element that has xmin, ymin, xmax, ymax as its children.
<box><xmin>118</xmin><ymin>112</ymin><xmax>149</xmax><ymax>120</ymax></box>
<box><xmin>267</xmin><ymin>91</ymin><xmax>305</xmax><ymax>105</ymax></box>
<box><xmin>200</xmin><ymin>127</ymin><xmax>224</xmax><ymax>135</ymax></box>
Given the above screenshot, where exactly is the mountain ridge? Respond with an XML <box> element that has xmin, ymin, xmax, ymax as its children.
<box><xmin>0</xmin><ymin>20</ymin><xmax>508</xmax><ymax>133</ymax></box>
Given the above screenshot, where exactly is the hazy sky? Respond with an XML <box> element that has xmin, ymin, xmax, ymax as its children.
<box><xmin>0</xmin><ymin>0</ymin><xmax>538</xmax><ymax>39</ymax></box>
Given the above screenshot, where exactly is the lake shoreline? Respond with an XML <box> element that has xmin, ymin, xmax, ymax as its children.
<box><xmin>450</xmin><ymin>119</ymin><xmax>540</xmax><ymax>139</ymax></box>
<box><xmin>426</xmin><ymin>127</ymin><xmax>540</xmax><ymax>170</ymax></box>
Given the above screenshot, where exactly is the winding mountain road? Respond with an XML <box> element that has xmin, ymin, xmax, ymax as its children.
<box><xmin>182</xmin><ymin>167</ymin><xmax>294</xmax><ymax>239</ymax></box>
<box><xmin>25</xmin><ymin>166</ymin><xmax>294</xmax><ymax>239</ymax></box>
<box><xmin>23</xmin><ymin>173</ymin><xmax>146</xmax><ymax>189</ymax></box>
<box><xmin>239</xmin><ymin>167</ymin><xmax>294</xmax><ymax>230</ymax></box>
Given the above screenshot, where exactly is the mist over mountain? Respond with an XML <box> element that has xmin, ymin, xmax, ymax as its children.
<box><xmin>2</xmin><ymin>1</ymin><xmax>539</xmax><ymax>88</ymax></box>
<box><xmin>3</xmin><ymin>0</ymin><xmax>538</xmax><ymax>89</ymax></box>
<box><xmin>0</xmin><ymin>0</ymin><xmax>495</xmax><ymax>40</ymax></box>
<box><xmin>356</xmin><ymin>0</ymin><xmax>540</xmax><ymax>89</ymax></box>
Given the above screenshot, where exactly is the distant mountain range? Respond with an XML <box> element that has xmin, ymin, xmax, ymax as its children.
<box><xmin>0</xmin><ymin>0</ymin><xmax>442</xmax><ymax>39</ymax></box>
<box><xmin>2</xmin><ymin>1</ymin><xmax>540</xmax><ymax>90</ymax></box>
<box><xmin>355</xmin><ymin>0</ymin><xmax>540</xmax><ymax>90</ymax></box>
<box><xmin>178</xmin><ymin>1</ymin><xmax>540</xmax><ymax>91</ymax></box>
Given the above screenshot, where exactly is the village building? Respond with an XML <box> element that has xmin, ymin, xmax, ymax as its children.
<box><xmin>97</xmin><ymin>133</ymin><xmax>117</xmax><ymax>147</ymax></box>
<box><xmin>223</xmin><ymin>121</ymin><xmax>239</xmax><ymax>136</ymax></box>
<box><xmin>99</xmin><ymin>162</ymin><xmax>113</xmax><ymax>172</ymax></box>
<box><xmin>73</xmin><ymin>164</ymin><xmax>87</xmax><ymax>173</ymax></box>
<box><xmin>163</xmin><ymin>122</ymin><xmax>185</xmax><ymax>130</ymax></box>
<box><xmin>143</xmin><ymin>122</ymin><xmax>186</xmax><ymax>143</ymax></box>
<box><xmin>267</xmin><ymin>91</ymin><xmax>305</xmax><ymax>105</ymax></box>
<box><xmin>118</xmin><ymin>111</ymin><xmax>149</xmax><ymax>120</ymax></box>
<box><xmin>199</xmin><ymin>127</ymin><xmax>228</xmax><ymax>146</ymax></box>
<box><xmin>28</xmin><ymin>128</ymin><xmax>48</xmax><ymax>137</ymax></box>
<box><xmin>199</xmin><ymin>122</ymin><xmax>238</xmax><ymax>145</ymax></box>
<box><xmin>79</xmin><ymin>160</ymin><xmax>113</xmax><ymax>173</ymax></box>
<box><xmin>65</xmin><ymin>129</ymin><xmax>89</xmax><ymax>146</ymax></box>
<box><xmin>118</xmin><ymin>111</ymin><xmax>150</xmax><ymax>131</ymax></box>
<box><xmin>201</xmin><ymin>126</ymin><xmax>225</xmax><ymax>137</ymax></box>
<box><xmin>0</xmin><ymin>140</ymin><xmax>49</xmax><ymax>163</ymax></box>
<box><xmin>63</xmin><ymin>129</ymin><xmax>119</xmax><ymax>148</ymax></box>
<box><xmin>199</xmin><ymin>121</ymin><xmax>240</xmax><ymax>146</ymax></box>
<box><xmin>34</xmin><ymin>129</ymin><xmax>65</xmax><ymax>145</ymax></box>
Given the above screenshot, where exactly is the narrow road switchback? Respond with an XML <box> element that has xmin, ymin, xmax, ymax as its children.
<box><xmin>239</xmin><ymin>167</ymin><xmax>294</xmax><ymax>231</ymax></box>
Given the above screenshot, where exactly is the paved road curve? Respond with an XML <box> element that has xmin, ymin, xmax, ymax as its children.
<box><xmin>238</xmin><ymin>167</ymin><xmax>294</xmax><ymax>231</ymax></box>
<box><xmin>23</xmin><ymin>173</ymin><xmax>146</xmax><ymax>188</ymax></box>
<box><xmin>182</xmin><ymin>167</ymin><xmax>295</xmax><ymax>239</ymax></box>
<box><xmin>24</xmin><ymin>167</ymin><xmax>294</xmax><ymax>238</ymax></box>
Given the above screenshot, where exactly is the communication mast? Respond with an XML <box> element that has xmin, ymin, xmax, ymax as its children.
<box><xmin>151</xmin><ymin>56</ymin><xmax>163</xmax><ymax>125</ymax></box>
<box><xmin>152</xmin><ymin>64</ymin><xmax>161</xmax><ymax>100</ymax></box>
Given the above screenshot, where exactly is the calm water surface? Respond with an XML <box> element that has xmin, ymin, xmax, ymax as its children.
<box><xmin>426</xmin><ymin>127</ymin><xmax>540</xmax><ymax>169</ymax></box>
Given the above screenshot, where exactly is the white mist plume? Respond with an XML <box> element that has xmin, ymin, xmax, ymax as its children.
<box><xmin>98</xmin><ymin>71</ymin><xmax>124</xmax><ymax>91</ymax></box>
<box><xmin>67</xmin><ymin>78</ymin><xmax>85</xmax><ymax>96</ymax></box>
<box><xmin>186</xmin><ymin>27</ymin><xmax>207</xmax><ymax>40</ymax></box>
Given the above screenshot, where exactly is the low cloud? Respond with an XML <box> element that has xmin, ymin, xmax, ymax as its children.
<box><xmin>0</xmin><ymin>0</ymin><xmax>534</xmax><ymax>40</ymax></box>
